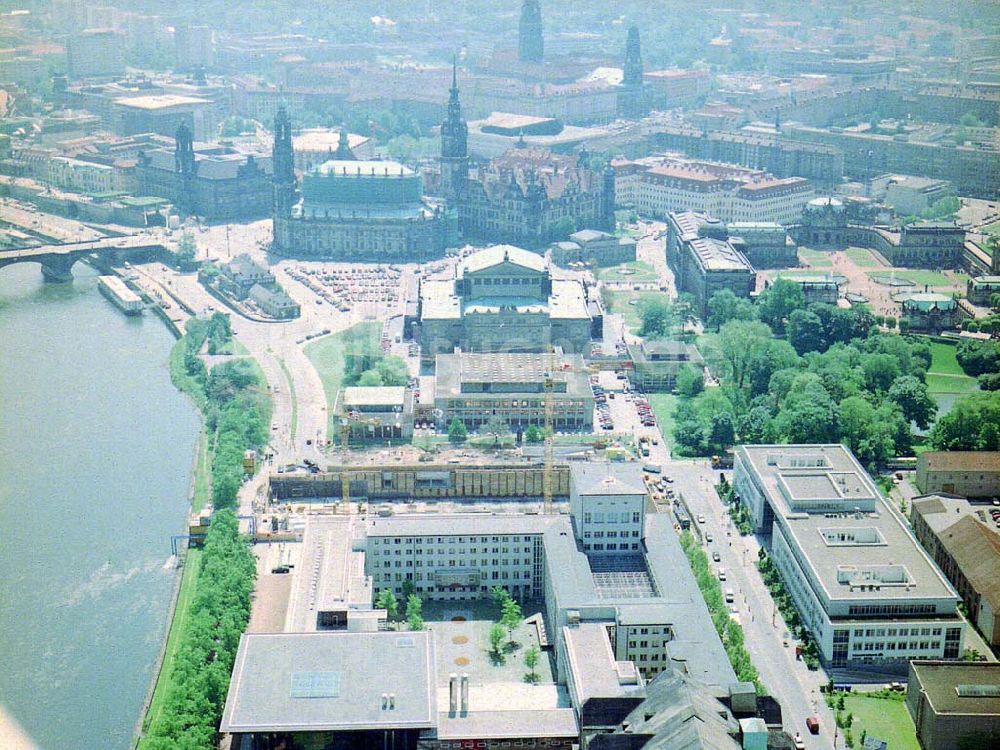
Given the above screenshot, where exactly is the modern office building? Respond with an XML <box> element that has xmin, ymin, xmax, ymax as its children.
<box><xmin>774</xmin><ymin>274</ymin><xmax>841</xmax><ymax>305</ymax></box>
<box><xmin>733</xmin><ymin>444</ymin><xmax>965</xmax><ymax>670</ymax></box>
<box><xmin>883</xmin><ymin>175</ymin><xmax>954</xmax><ymax>217</ymax></box>
<box><xmin>67</xmin><ymin>29</ymin><xmax>125</xmax><ymax>78</ymax></box>
<box><xmin>433</xmin><ymin>352</ymin><xmax>594</xmax><ymax>433</ymax></box>
<box><xmin>626</xmin><ymin>339</ymin><xmax>705</xmax><ymax>393</ymax></box>
<box><xmin>335</xmin><ymin>386</ymin><xmax>414</xmax><ymax>442</ymax></box>
<box><xmin>223</xmin><ymin>460</ymin><xmax>752</xmax><ymax>749</ymax></box>
<box><xmin>112</xmin><ymin>94</ymin><xmax>216</xmax><ymax>141</ymax></box>
<box><xmin>417</xmin><ymin>245</ymin><xmax>598</xmax><ymax>360</ymax></box>
<box><xmin>906</xmin><ymin>661</ymin><xmax>1000</xmax><ymax>750</ymax></box>
<box><xmin>666</xmin><ymin>211</ymin><xmax>756</xmax><ymax>319</ymax></box>
<box><xmin>911</xmin><ymin>495</ymin><xmax>1000</xmax><ymax>649</ymax></box>
<box><xmin>915</xmin><ymin>452</ymin><xmax>1000</xmax><ymax>498</ymax></box>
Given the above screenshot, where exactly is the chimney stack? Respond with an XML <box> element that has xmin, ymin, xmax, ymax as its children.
<box><xmin>448</xmin><ymin>673</ymin><xmax>458</xmax><ymax>715</ymax></box>
<box><xmin>381</xmin><ymin>693</ymin><xmax>389</xmax><ymax>710</ymax></box>
<box><xmin>389</xmin><ymin>693</ymin><xmax>395</xmax><ymax>710</ymax></box>
<box><xmin>460</xmin><ymin>673</ymin><xmax>470</xmax><ymax>715</ymax></box>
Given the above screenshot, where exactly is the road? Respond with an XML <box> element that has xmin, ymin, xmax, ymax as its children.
<box><xmin>604</xmin><ymin>385</ymin><xmax>836</xmax><ymax>748</ymax></box>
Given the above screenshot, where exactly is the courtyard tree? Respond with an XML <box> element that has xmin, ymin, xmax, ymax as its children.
<box><xmin>448</xmin><ymin>418</ymin><xmax>468</xmax><ymax>444</ymax></box>
<box><xmin>489</xmin><ymin>623</ymin><xmax>506</xmax><ymax>659</ymax></box>
<box><xmin>524</xmin><ymin>645</ymin><xmax>541</xmax><ymax>683</ymax></box>
<box><xmin>492</xmin><ymin>585</ymin><xmax>510</xmax><ymax>611</ymax></box>
<box><xmin>501</xmin><ymin>596</ymin><xmax>523</xmax><ymax>642</ymax></box>
<box><xmin>375</xmin><ymin>589</ymin><xmax>398</xmax><ymax>622</ymax></box>
<box><xmin>406</xmin><ymin>594</ymin><xmax>424</xmax><ymax>631</ymax></box>
<box><xmin>483</xmin><ymin>415</ymin><xmax>510</xmax><ymax>445</ymax></box>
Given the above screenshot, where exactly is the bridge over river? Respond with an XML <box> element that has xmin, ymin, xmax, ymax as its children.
<box><xmin>0</xmin><ymin>236</ymin><xmax>168</xmax><ymax>282</ymax></box>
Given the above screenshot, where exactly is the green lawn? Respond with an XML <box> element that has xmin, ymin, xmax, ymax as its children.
<box><xmin>846</xmin><ymin>246</ymin><xmax>883</xmax><ymax>268</ymax></box>
<box><xmin>843</xmin><ymin>695</ymin><xmax>920</xmax><ymax>750</ymax></box>
<box><xmin>980</xmin><ymin>219</ymin><xmax>1000</xmax><ymax>239</ymax></box>
<box><xmin>926</xmin><ymin>341</ymin><xmax>979</xmax><ymax>395</ymax></box>
<box><xmin>798</xmin><ymin>247</ymin><xmax>833</xmax><ymax>267</ymax></box>
<box><xmin>867</xmin><ymin>269</ymin><xmax>961</xmax><ymax>288</ymax></box>
<box><xmin>647</xmin><ymin>393</ymin><xmax>677</xmax><ymax>454</ymax></box>
<box><xmin>137</xmin><ymin>548</ymin><xmax>203</xmax><ymax>749</ymax></box>
<box><xmin>598</xmin><ymin>261</ymin><xmax>658</xmax><ymax>283</ymax></box>
<box><xmin>606</xmin><ymin>290</ymin><xmax>668</xmax><ymax>331</ymax></box>
<box><xmin>304</xmin><ymin>322</ymin><xmax>381</xmax><ymax>434</ymax></box>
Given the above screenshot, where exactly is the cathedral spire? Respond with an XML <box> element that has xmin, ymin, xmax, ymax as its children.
<box><xmin>623</xmin><ymin>24</ymin><xmax>643</xmax><ymax>88</ymax></box>
<box><xmin>440</xmin><ymin>55</ymin><xmax>469</xmax><ymax>200</ymax></box>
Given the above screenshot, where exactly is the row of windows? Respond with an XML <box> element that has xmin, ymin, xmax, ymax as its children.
<box><xmin>856</xmin><ymin>641</ymin><xmax>940</xmax><ymax>652</ymax></box>
<box><xmin>376</xmin><ymin>536</ymin><xmax>536</xmax><ymax>544</ymax></box>
<box><xmin>379</xmin><ymin>546</ymin><xmax>532</xmax><ymax>555</ymax></box>
<box><xmin>583</xmin><ymin>530</ymin><xmax>641</xmax><ymax>539</ymax></box>
<box><xmin>381</xmin><ymin>559</ymin><xmax>532</xmax><ymax>568</ymax></box>
<box><xmin>471</xmin><ymin>277</ymin><xmax>538</xmax><ymax>286</ymax></box>
<box><xmin>853</xmin><ymin>626</ymin><xmax>941</xmax><ymax>638</ymax></box>
<box><xmin>847</xmin><ymin>604</ymin><xmax>937</xmax><ymax>617</ymax></box>
<box><xmin>585</xmin><ymin>542</ymin><xmax>640</xmax><ymax>551</ymax></box>
<box><xmin>583</xmin><ymin>512</ymin><xmax>641</xmax><ymax>524</ymax></box>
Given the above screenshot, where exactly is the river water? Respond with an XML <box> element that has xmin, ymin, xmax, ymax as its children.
<box><xmin>0</xmin><ymin>263</ymin><xmax>200</xmax><ymax>750</ymax></box>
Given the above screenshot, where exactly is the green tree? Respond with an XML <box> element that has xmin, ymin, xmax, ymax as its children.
<box><xmin>357</xmin><ymin>369</ymin><xmax>384</xmax><ymax>386</ymax></box>
<box><xmin>717</xmin><ymin>319</ymin><xmax>774</xmax><ymax>390</ymax></box>
<box><xmin>707</xmin><ymin>288</ymin><xmax>755</xmax><ymax>330</ymax></box>
<box><xmin>756</xmin><ymin>277</ymin><xmax>805</xmax><ymax>333</ymax></box>
<box><xmin>448</xmin><ymin>418</ymin><xmax>468</xmax><ymax>444</ymax></box>
<box><xmin>638</xmin><ymin>297</ymin><xmax>675</xmax><ymax>338</ymax></box>
<box><xmin>375</xmin><ymin>355</ymin><xmax>410</xmax><ymax>386</ymax></box>
<box><xmin>501</xmin><ymin>596</ymin><xmax>523</xmax><ymax>641</ymax></box>
<box><xmin>177</xmin><ymin>231</ymin><xmax>197</xmax><ymax>267</ymax></box>
<box><xmin>524</xmin><ymin>645</ymin><xmax>541</xmax><ymax>683</ymax></box>
<box><xmin>483</xmin><ymin>415</ymin><xmax>510</xmax><ymax>445</ymax></box>
<box><xmin>376</xmin><ymin>589</ymin><xmax>398</xmax><ymax>621</ymax></box>
<box><xmin>862</xmin><ymin>352</ymin><xmax>901</xmax><ymax>393</ymax></box>
<box><xmin>675</xmin><ymin>363</ymin><xmax>705</xmax><ymax>397</ymax></box>
<box><xmin>787</xmin><ymin>308</ymin><xmax>825</xmax><ymax>355</ymax></box>
<box><xmin>771</xmin><ymin>376</ymin><xmax>839</xmax><ymax>444</ymax></box>
<box><xmin>491</xmin><ymin>585</ymin><xmax>510</xmax><ymax>611</ymax></box>
<box><xmin>406</xmin><ymin>594</ymin><xmax>424</xmax><ymax>631</ymax></box>
<box><xmin>524</xmin><ymin>425</ymin><xmax>544</xmax><ymax>443</ymax></box>
<box><xmin>887</xmin><ymin>375</ymin><xmax>937</xmax><ymax>430</ymax></box>
<box><xmin>930</xmin><ymin>391</ymin><xmax>1000</xmax><ymax>451</ymax></box>
<box><xmin>489</xmin><ymin>623</ymin><xmax>506</xmax><ymax>658</ymax></box>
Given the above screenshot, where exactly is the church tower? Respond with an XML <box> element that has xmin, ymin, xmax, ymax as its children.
<box><xmin>618</xmin><ymin>24</ymin><xmax>646</xmax><ymax>119</ymax></box>
<box><xmin>440</xmin><ymin>58</ymin><xmax>469</xmax><ymax>201</ymax></box>
<box><xmin>518</xmin><ymin>1</ymin><xmax>544</xmax><ymax>64</ymax></box>
<box><xmin>174</xmin><ymin>121</ymin><xmax>195</xmax><ymax>215</ymax></box>
<box><xmin>271</xmin><ymin>103</ymin><xmax>296</xmax><ymax>219</ymax></box>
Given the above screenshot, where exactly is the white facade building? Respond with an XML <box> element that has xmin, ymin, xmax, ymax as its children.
<box><xmin>733</xmin><ymin>444</ymin><xmax>965</xmax><ymax>670</ymax></box>
<box><xmin>570</xmin><ymin>462</ymin><xmax>647</xmax><ymax>555</ymax></box>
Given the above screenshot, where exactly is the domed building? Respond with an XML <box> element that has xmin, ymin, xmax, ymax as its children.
<box><xmin>270</xmin><ymin>106</ymin><xmax>452</xmax><ymax>261</ymax></box>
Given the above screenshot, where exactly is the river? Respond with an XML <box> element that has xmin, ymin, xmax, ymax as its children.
<box><xmin>0</xmin><ymin>263</ymin><xmax>200</xmax><ymax>750</ymax></box>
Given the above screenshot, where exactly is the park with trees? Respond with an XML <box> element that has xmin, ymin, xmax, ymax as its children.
<box><xmin>668</xmin><ymin>278</ymin><xmax>980</xmax><ymax>466</ymax></box>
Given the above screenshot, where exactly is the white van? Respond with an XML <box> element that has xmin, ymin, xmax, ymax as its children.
<box><xmin>718</xmin><ymin>567</ymin><xmax>727</xmax><ymax>581</ymax></box>
<box><xmin>724</xmin><ymin>588</ymin><xmax>735</xmax><ymax>603</ymax></box>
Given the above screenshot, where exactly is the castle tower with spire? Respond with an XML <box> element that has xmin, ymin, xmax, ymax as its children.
<box><xmin>618</xmin><ymin>24</ymin><xmax>647</xmax><ymax>119</ymax></box>
<box><xmin>440</xmin><ymin>57</ymin><xmax>469</xmax><ymax>201</ymax></box>
<box><xmin>271</xmin><ymin>104</ymin><xmax>297</xmax><ymax>220</ymax></box>
<box><xmin>174</xmin><ymin>121</ymin><xmax>195</xmax><ymax>215</ymax></box>
<box><xmin>518</xmin><ymin>1</ymin><xmax>544</xmax><ymax>64</ymax></box>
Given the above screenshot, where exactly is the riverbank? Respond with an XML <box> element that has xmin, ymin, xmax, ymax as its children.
<box><xmin>134</xmin><ymin>318</ymin><xmax>269</xmax><ymax>749</ymax></box>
